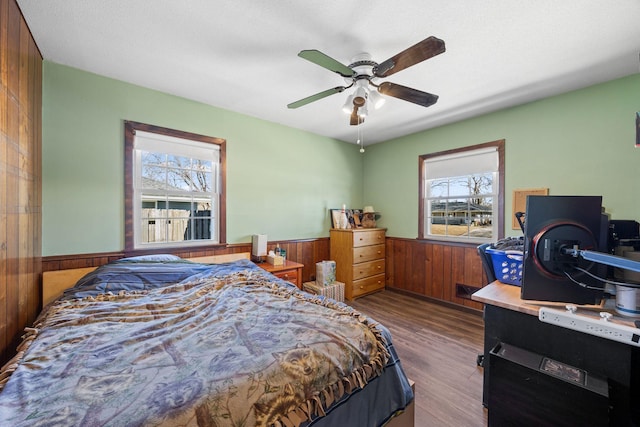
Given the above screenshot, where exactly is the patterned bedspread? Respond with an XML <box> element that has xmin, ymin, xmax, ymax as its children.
<box><xmin>0</xmin><ymin>263</ymin><xmax>392</xmax><ymax>427</ymax></box>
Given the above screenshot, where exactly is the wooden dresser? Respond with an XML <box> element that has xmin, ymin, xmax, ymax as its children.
<box><xmin>330</xmin><ymin>228</ymin><xmax>386</xmax><ymax>300</ymax></box>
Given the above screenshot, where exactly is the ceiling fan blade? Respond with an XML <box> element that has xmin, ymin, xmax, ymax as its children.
<box><xmin>374</xmin><ymin>36</ymin><xmax>445</xmax><ymax>78</ymax></box>
<box><xmin>287</xmin><ymin>86</ymin><xmax>346</xmax><ymax>109</ymax></box>
<box><xmin>298</xmin><ymin>50</ymin><xmax>356</xmax><ymax>77</ymax></box>
<box><xmin>377</xmin><ymin>82</ymin><xmax>439</xmax><ymax>107</ymax></box>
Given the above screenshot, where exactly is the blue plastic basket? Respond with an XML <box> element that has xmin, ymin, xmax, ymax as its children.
<box><xmin>486</xmin><ymin>247</ymin><xmax>524</xmax><ymax>286</ymax></box>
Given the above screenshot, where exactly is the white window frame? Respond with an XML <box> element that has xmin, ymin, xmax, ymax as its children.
<box><xmin>419</xmin><ymin>140</ymin><xmax>504</xmax><ymax>243</ymax></box>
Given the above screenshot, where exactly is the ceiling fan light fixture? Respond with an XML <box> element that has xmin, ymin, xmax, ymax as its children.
<box><xmin>353</xmin><ymin>85</ymin><xmax>367</xmax><ymax>107</ymax></box>
<box><xmin>368</xmin><ymin>90</ymin><xmax>385</xmax><ymax>109</ymax></box>
<box><xmin>342</xmin><ymin>95</ymin><xmax>355</xmax><ymax>114</ymax></box>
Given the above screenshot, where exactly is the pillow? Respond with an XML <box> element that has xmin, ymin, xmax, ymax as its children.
<box><xmin>61</xmin><ymin>257</ymin><xmax>261</xmax><ymax>300</ymax></box>
<box><xmin>114</xmin><ymin>254</ymin><xmax>184</xmax><ymax>263</ymax></box>
<box><xmin>62</xmin><ymin>260</ymin><xmax>211</xmax><ymax>299</ymax></box>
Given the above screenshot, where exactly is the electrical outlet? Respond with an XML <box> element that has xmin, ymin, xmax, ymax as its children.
<box><xmin>539</xmin><ymin>307</ymin><xmax>640</xmax><ymax>347</ymax></box>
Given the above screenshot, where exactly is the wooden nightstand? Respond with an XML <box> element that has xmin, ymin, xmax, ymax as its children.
<box><xmin>258</xmin><ymin>260</ymin><xmax>304</xmax><ymax>288</ymax></box>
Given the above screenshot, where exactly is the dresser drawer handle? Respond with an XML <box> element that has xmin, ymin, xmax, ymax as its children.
<box><xmin>359</xmin><ymin>285</ymin><xmax>364</xmax><ymax>289</ymax></box>
<box><xmin>377</xmin><ymin>266</ymin><xmax>381</xmax><ymax>269</ymax></box>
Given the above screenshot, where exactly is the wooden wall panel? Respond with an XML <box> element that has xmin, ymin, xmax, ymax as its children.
<box><xmin>406</xmin><ymin>241</ymin><xmax>425</xmax><ymax>295</ymax></box>
<box><xmin>0</xmin><ymin>0</ymin><xmax>7</xmax><ymax>365</ymax></box>
<box><xmin>429</xmin><ymin>243</ymin><xmax>443</xmax><ymax>299</ymax></box>
<box><xmin>450</xmin><ymin>246</ymin><xmax>468</xmax><ymax>307</ymax></box>
<box><xmin>442</xmin><ymin>245</ymin><xmax>453</xmax><ymax>301</ymax></box>
<box><xmin>0</xmin><ymin>0</ymin><xmax>42</xmax><ymax>365</ymax></box>
<box><xmin>386</xmin><ymin>237</ymin><xmax>486</xmax><ymax>312</ymax></box>
<box><xmin>42</xmin><ymin>238</ymin><xmax>332</xmax><ymax>286</ymax></box>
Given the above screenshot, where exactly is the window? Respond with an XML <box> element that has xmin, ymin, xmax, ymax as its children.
<box><xmin>419</xmin><ymin>140</ymin><xmax>504</xmax><ymax>242</ymax></box>
<box><xmin>125</xmin><ymin>121</ymin><xmax>226</xmax><ymax>251</ymax></box>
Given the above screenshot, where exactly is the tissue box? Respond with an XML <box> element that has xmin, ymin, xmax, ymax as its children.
<box><xmin>316</xmin><ymin>260</ymin><xmax>336</xmax><ymax>286</ymax></box>
<box><xmin>303</xmin><ymin>281</ymin><xmax>344</xmax><ymax>302</ymax></box>
<box><xmin>267</xmin><ymin>254</ymin><xmax>284</xmax><ymax>266</ymax></box>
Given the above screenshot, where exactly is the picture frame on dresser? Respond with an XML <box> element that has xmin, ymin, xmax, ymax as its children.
<box><xmin>330</xmin><ymin>209</ymin><xmax>343</xmax><ymax>229</ymax></box>
<box><xmin>350</xmin><ymin>209</ymin><xmax>362</xmax><ymax>228</ymax></box>
<box><xmin>330</xmin><ymin>208</ymin><xmax>363</xmax><ymax>229</ymax></box>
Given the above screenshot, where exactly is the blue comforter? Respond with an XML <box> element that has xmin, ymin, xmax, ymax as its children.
<box><xmin>0</xmin><ymin>258</ymin><xmax>413</xmax><ymax>427</ymax></box>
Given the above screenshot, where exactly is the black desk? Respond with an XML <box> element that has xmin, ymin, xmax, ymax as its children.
<box><xmin>472</xmin><ymin>282</ymin><xmax>640</xmax><ymax>426</ymax></box>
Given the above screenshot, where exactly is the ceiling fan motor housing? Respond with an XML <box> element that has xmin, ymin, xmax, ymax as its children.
<box><xmin>346</xmin><ymin>53</ymin><xmax>378</xmax><ymax>85</ymax></box>
<box><xmin>346</xmin><ymin>54</ymin><xmax>378</xmax><ymax>113</ymax></box>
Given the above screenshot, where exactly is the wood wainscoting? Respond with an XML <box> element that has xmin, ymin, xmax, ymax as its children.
<box><xmin>42</xmin><ymin>236</ymin><xmax>489</xmax><ymax>312</ymax></box>
<box><xmin>42</xmin><ymin>238</ymin><xmax>331</xmax><ymax>290</ymax></box>
<box><xmin>32</xmin><ymin>236</ymin><xmax>488</xmax><ymax>363</ymax></box>
<box><xmin>385</xmin><ymin>237</ymin><xmax>489</xmax><ymax>311</ymax></box>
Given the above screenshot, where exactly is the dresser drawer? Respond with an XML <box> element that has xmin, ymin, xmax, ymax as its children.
<box><xmin>351</xmin><ymin>273</ymin><xmax>386</xmax><ymax>298</ymax></box>
<box><xmin>352</xmin><ymin>259</ymin><xmax>385</xmax><ymax>281</ymax></box>
<box><xmin>271</xmin><ymin>269</ymin><xmax>299</xmax><ymax>286</ymax></box>
<box><xmin>353</xmin><ymin>244</ymin><xmax>385</xmax><ymax>263</ymax></box>
<box><xmin>352</xmin><ymin>229</ymin><xmax>386</xmax><ymax>247</ymax></box>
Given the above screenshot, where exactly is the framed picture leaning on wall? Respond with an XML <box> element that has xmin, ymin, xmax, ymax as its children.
<box><xmin>330</xmin><ymin>208</ymin><xmax>362</xmax><ymax>229</ymax></box>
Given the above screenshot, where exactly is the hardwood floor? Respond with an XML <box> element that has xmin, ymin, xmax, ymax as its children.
<box><xmin>348</xmin><ymin>290</ymin><xmax>488</xmax><ymax>427</ymax></box>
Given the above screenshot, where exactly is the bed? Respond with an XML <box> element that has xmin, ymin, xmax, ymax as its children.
<box><xmin>0</xmin><ymin>253</ymin><xmax>414</xmax><ymax>427</ymax></box>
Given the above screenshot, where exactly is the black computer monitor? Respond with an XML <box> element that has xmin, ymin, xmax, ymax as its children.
<box><xmin>520</xmin><ymin>195</ymin><xmax>606</xmax><ymax>304</ymax></box>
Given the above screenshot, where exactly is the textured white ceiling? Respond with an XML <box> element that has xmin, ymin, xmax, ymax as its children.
<box><xmin>17</xmin><ymin>0</ymin><xmax>640</xmax><ymax>145</ymax></box>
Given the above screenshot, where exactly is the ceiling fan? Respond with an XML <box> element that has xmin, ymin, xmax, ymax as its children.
<box><xmin>287</xmin><ymin>36</ymin><xmax>446</xmax><ymax>126</ymax></box>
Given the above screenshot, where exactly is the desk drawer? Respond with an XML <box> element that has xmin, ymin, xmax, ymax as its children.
<box><xmin>353</xmin><ymin>229</ymin><xmax>386</xmax><ymax>247</ymax></box>
<box><xmin>351</xmin><ymin>273</ymin><xmax>385</xmax><ymax>298</ymax></box>
<box><xmin>352</xmin><ymin>259</ymin><xmax>385</xmax><ymax>281</ymax></box>
<box><xmin>353</xmin><ymin>244</ymin><xmax>385</xmax><ymax>263</ymax></box>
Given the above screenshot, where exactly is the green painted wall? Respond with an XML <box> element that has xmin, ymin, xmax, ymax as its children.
<box><xmin>42</xmin><ymin>62</ymin><xmax>363</xmax><ymax>256</ymax></box>
<box><xmin>43</xmin><ymin>61</ymin><xmax>640</xmax><ymax>256</ymax></box>
<box><xmin>363</xmin><ymin>74</ymin><xmax>640</xmax><ymax>238</ymax></box>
